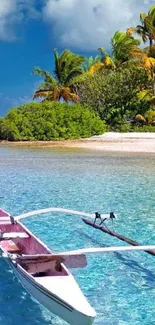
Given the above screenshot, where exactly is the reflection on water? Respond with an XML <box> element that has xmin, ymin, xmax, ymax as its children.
<box><xmin>0</xmin><ymin>259</ymin><xmax>55</xmax><ymax>325</ymax></box>
<box><xmin>0</xmin><ymin>146</ymin><xmax>155</xmax><ymax>325</ymax></box>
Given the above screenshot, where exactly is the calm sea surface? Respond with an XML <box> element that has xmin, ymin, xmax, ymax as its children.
<box><xmin>0</xmin><ymin>146</ymin><xmax>155</xmax><ymax>325</ymax></box>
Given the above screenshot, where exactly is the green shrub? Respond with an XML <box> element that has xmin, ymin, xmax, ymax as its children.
<box><xmin>0</xmin><ymin>102</ymin><xmax>106</xmax><ymax>141</ymax></box>
<box><xmin>132</xmin><ymin>125</ymin><xmax>155</xmax><ymax>132</ymax></box>
<box><xmin>114</xmin><ymin>123</ymin><xmax>155</xmax><ymax>132</ymax></box>
<box><xmin>115</xmin><ymin>123</ymin><xmax>132</xmax><ymax>132</ymax></box>
<box><xmin>0</xmin><ymin>119</ymin><xmax>21</xmax><ymax>141</ymax></box>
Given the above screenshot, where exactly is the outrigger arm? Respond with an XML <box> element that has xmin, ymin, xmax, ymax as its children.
<box><xmin>5</xmin><ymin>245</ymin><xmax>155</xmax><ymax>264</ymax></box>
<box><xmin>14</xmin><ymin>207</ymin><xmax>114</xmax><ymax>221</ymax></box>
<box><xmin>1</xmin><ymin>207</ymin><xmax>154</xmax><ymax>259</ymax></box>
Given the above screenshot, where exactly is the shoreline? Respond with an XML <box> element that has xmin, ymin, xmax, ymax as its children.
<box><xmin>1</xmin><ymin>133</ymin><xmax>155</xmax><ymax>153</ymax></box>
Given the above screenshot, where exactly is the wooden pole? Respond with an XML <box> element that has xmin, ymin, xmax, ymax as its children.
<box><xmin>82</xmin><ymin>218</ymin><xmax>155</xmax><ymax>257</ymax></box>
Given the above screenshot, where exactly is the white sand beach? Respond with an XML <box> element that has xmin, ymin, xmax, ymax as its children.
<box><xmin>1</xmin><ymin>132</ymin><xmax>155</xmax><ymax>153</ymax></box>
<box><xmin>79</xmin><ymin>132</ymin><xmax>155</xmax><ymax>153</ymax></box>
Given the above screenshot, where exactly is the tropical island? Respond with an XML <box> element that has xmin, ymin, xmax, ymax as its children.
<box><xmin>0</xmin><ymin>5</ymin><xmax>155</xmax><ymax>148</ymax></box>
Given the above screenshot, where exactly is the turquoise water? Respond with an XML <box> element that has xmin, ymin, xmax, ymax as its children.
<box><xmin>0</xmin><ymin>146</ymin><xmax>155</xmax><ymax>325</ymax></box>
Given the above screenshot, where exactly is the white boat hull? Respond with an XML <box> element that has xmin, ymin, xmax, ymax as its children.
<box><xmin>8</xmin><ymin>259</ymin><xmax>95</xmax><ymax>325</ymax></box>
<box><xmin>0</xmin><ymin>211</ymin><xmax>96</xmax><ymax>325</ymax></box>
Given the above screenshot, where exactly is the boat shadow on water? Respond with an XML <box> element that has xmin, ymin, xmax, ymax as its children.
<box><xmin>0</xmin><ymin>259</ymin><xmax>55</xmax><ymax>325</ymax></box>
<box><xmin>77</xmin><ymin>230</ymin><xmax>155</xmax><ymax>290</ymax></box>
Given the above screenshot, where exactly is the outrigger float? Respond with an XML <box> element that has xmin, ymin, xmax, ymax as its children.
<box><xmin>0</xmin><ymin>207</ymin><xmax>154</xmax><ymax>325</ymax></box>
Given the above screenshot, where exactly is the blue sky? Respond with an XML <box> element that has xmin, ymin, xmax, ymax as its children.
<box><xmin>0</xmin><ymin>0</ymin><xmax>154</xmax><ymax>116</ymax></box>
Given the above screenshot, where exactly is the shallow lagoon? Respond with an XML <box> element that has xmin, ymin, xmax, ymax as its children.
<box><xmin>0</xmin><ymin>146</ymin><xmax>155</xmax><ymax>325</ymax></box>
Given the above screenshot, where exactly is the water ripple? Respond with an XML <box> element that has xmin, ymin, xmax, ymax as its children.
<box><xmin>0</xmin><ymin>147</ymin><xmax>155</xmax><ymax>325</ymax></box>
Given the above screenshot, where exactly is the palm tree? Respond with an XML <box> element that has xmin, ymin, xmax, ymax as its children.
<box><xmin>127</xmin><ymin>5</ymin><xmax>155</xmax><ymax>46</ymax></box>
<box><xmin>82</xmin><ymin>56</ymin><xmax>104</xmax><ymax>74</ymax></box>
<box><xmin>98</xmin><ymin>31</ymin><xmax>141</xmax><ymax>68</ymax></box>
<box><xmin>32</xmin><ymin>49</ymin><xmax>85</xmax><ymax>102</ymax></box>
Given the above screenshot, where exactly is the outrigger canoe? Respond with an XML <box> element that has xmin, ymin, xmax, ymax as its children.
<box><xmin>0</xmin><ymin>207</ymin><xmax>154</xmax><ymax>325</ymax></box>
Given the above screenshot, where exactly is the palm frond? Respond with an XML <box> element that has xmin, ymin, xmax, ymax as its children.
<box><xmin>137</xmin><ymin>90</ymin><xmax>152</xmax><ymax>101</ymax></box>
<box><xmin>32</xmin><ymin>49</ymin><xmax>85</xmax><ymax>102</ymax></box>
<box><xmin>54</xmin><ymin>49</ymin><xmax>85</xmax><ymax>85</ymax></box>
<box><xmin>135</xmin><ymin>114</ymin><xmax>146</xmax><ymax>124</ymax></box>
<box><xmin>148</xmin><ymin>5</ymin><xmax>155</xmax><ymax>26</ymax></box>
<box><xmin>140</xmin><ymin>12</ymin><xmax>147</xmax><ymax>24</ymax></box>
<box><xmin>32</xmin><ymin>67</ymin><xmax>57</xmax><ymax>85</ymax></box>
<box><xmin>98</xmin><ymin>47</ymin><xmax>110</xmax><ymax>59</ymax></box>
<box><xmin>53</xmin><ymin>49</ymin><xmax>61</xmax><ymax>83</ymax></box>
<box><xmin>111</xmin><ymin>31</ymin><xmax>141</xmax><ymax>64</ymax></box>
<box><xmin>104</xmin><ymin>56</ymin><xmax>115</xmax><ymax>68</ymax></box>
<box><xmin>33</xmin><ymin>89</ymin><xmax>53</xmax><ymax>99</ymax></box>
<box><xmin>134</xmin><ymin>6</ymin><xmax>155</xmax><ymax>45</ymax></box>
<box><xmin>149</xmin><ymin>5</ymin><xmax>155</xmax><ymax>15</ymax></box>
<box><xmin>65</xmin><ymin>69</ymin><xmax>84</xmax><ymax>86</ymax></box>
<box><xmin>88</xmin><ymin>62</ymin><xmax>104</xmax><ymax>75</ymax></box>
<box><xmin>126</xmin><ymin>27</ymin><xmax>136</xmax><ymax>36</ymax></box>
<box><xmin>82</xmin><ymin>56</ymin><xmax>101</xmax><ymax>72</ymax></box>
<box><xmin>69</xmin><ymin>92</ymin><xmax>79</xmax><ymax>103</ymax></box>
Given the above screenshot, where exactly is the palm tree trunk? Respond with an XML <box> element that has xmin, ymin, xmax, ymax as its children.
<box><xmin>149</xmin><ymin>36</ymin><xmax>153</xmax><ymax>47</ymax></box>
<box><xmin>152</xmin><ymin>72</ymin><xmax>155</xmax><ymax>96</ymax></box>
<box><xmin>150</xmin><ymin>65</ymin><xmax>155</xmax><ymax>96</ymax></box>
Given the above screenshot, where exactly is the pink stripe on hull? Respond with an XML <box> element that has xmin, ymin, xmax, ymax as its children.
<box><xmin>0</xmin><ymin>218</ymin><xmax>69</xmax><ymax>276</ymax></box>
<box><xmin>0</xmin><ymin>223</ymin><xmax>49</xmax><ymax>255</ymax></box>
<box><xmin>0</xmin><ymin>209</ymin><xmax>10</xmax><ymax>217</ymax></box>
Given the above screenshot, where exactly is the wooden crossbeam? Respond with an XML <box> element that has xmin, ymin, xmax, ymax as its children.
<box><xmin>14</xmin><ymin>253</ymin><xmax>87</xmax><ymax>269</ymax></box>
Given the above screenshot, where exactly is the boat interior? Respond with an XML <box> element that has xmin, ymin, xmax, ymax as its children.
<box><xmin>0</xmin><ymin>221</ymin><xmax>68</xmax><ymax>277</ymax></box>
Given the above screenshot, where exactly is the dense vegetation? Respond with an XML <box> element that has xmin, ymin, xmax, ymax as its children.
<box><xmin>1</xmin><ymin>5</ymin><xmax>155</xmax><ymax>140</ymax></box>
<box><xmin>75</xmin><ymin>66</ymin><xmax>151</xmax><ymax>125</ymax></box>
<box><xmin>0</xmin><ymin>102</ymin><xmax>106</xmax><ymax>141</ymax></box>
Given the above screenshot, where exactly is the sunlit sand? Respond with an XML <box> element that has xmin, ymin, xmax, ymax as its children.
<box><xmin>1</xmin><ymin>133</ymin><xmax>155</xmax><ymax>153</ymax></box>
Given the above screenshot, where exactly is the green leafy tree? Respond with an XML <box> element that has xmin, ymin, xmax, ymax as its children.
<box><xmin>76</xmin><ymin>66</ymin><xmax>150</xmax><ymax>125</ymax></box>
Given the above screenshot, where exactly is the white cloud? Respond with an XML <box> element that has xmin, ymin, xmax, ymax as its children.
<box><xmin>0</xmin><ymin>0</ymin><xmax>40</xmax><ymax>41</ymax></box>
<box><xmin>1</xmin><ymin>0</ymin><xmax>155</xmax><ymax>48</ymax></box>
<box><xmin>43</xmin><ymin>0</ymin><xmax>155</xmax><ymax>50</ymax></box>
